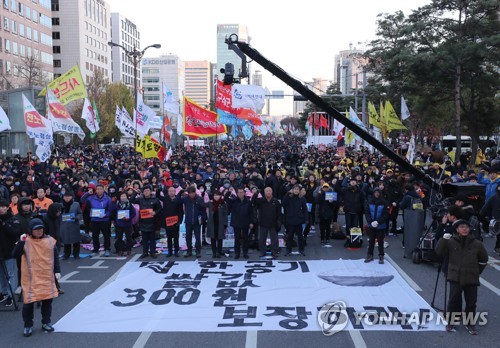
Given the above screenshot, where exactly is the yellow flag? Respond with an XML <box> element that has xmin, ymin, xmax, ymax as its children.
<box><xmin>384</xmin><ymin>100</ymin><xmax>407</xmax><ymax>131</ymax></box>
<box><xmin>346</xmin><ymin>129</ymin><xmax>355</xmax><ymax>145</ymax></box>
<box><xmin>368</xmin><ymin>102</ymin><xmax>381</xmax><ymax>128</ymax></box>
<box><xmin>38</xmin><ymin>65</ymin><xmax>87</xmax><ymax>105</ymax></box>
<box><xmin>135</xmin><ymin>135</ymin><xmax>164</xmax><ymax>159</ymax></box>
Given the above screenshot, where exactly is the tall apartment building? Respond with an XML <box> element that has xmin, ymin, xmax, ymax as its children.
<box><xmin>184</xmin><ymin>60</ymin><xmax>211</xmax><ymax>108</ymax></box>
<box><xmin>109</xmin><ymin>13</ymin><xmax>140</xmax><ymax>87</ymax></box>
<box><xmin>333</xmin><ymin>43</ymin><xmax>368</xmax><ymax>95</ymax></box>
<box><xmin>141</xmin><ymin>54</ymin><xmax>184</xmax><ymax>114</ymax></box>
<box><xmin>51</xmin><ymin>0</ymin><xmax>111</xmax><ymax>83</ymax></box>
<box><xmin>216</xmin><ymin>24</ymin><xmax>249</xmax><ymax>82</ymax></box>
<box><xmin>0</xmin><ymin>0</ymin><xmax>54</xmax><ymax>90</ymax></box>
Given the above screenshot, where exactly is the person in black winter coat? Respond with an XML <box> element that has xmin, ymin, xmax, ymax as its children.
<box><xmin>159</xmin><ymin>186</ymin><xmax>184</xmax><ymax>257</ymax></box>
<box><xmin>316</xmin><ymin>183</ymin><xmax>339</xmax><ymax>244</ymax></box>
<box><xmin>134</xmin><ymin>185</ymin><xmax>162</xmax><ymax>259</ymax></box>
<box><xmin>43</xmin><ymin>203</ymin><xmax>63</xmax><ymax>244</ymax></box>
<box><xmin>180</xmin><ymin>186</ymin><xmax>208</xmax><ymax>258</ymax></box>
<box><xmin>226</xmin><ymin>188</ymin><xmax>254</xmax><ymax>259</ymax></box>
<box><xmin>0</xmin><ymin>199</ymin><xmax>18</xmax><ymax>303</ymax></box>
<box><xmin>282</xmin><ymin>184</ymin><xmax>308</xmax><ymax>256</ymax></box>
<box><xmin>385</xmin><ymin>179</ymin><xmax>404</xmax><ymax>235</ymax></box>
<box><xmin>364</xmin><ymin>189</ymin><xmax>389</xmax><ymax>263</ymax></box>
<box><xmin>252</xmin><ymin>187</ymin><xmax>282</xmax><ymax>257</ymax></box>
<box><xmin>342</xmin><ymin>179</ymin><xmax>365</xmax><ymax>236</ymax></box>
<box><xmin>111</xmin><ymin>192</ymin><xmax>136</xmax><ymax>256</ymax></box>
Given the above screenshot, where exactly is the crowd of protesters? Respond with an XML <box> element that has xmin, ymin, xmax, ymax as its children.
<box><xmin>0</xmin><ymin>135</ymin><xmax>499</xmax><ymax>334</ymax></box>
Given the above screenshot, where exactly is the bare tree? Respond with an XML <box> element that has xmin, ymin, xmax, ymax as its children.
<box><xmin>16</xmin><ymin>54</ymin><xmax>45</xmax><ymax>86</ymax></box>
<box><xmin>87</xmin><ymin>69</ymin><xmax>109</xmax><ymax>105</ymax></box>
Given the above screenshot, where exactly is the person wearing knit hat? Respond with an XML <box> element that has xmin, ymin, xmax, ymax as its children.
<box><xmin>12</xmin><ymin>217</ymin><xmax>61</xmax><ymax>336</ymax></box>
<box><xmin>435</xmin><ymin>218</ymin><xmax>488</xmax><ymax>334</ymax></box>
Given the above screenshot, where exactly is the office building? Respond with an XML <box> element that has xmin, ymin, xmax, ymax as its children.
<box><xmin>141</xmin><ymin>54</ymin><xmax>184</xmax><ymax>114</ymax></box>
<box><xmin>184</xmin><ymin>60</ymin><xmax>211</xmax><ymax>108</ymax></box>
<box><xmin>216</xmin><ymin>24</ymin><xmax>249</xmax><ymax>83</ymax></box>
<box><xmin>51</xmin><ymin>0</ymin><xmax>111</xmax><ymax>83</ymax></box>
<box><xmin>333</xmin><ymin>43</ymin><xmax>368</xmax><ymax>95</ymax></box>
<box><xmin>110</xmin><ymin>13</ymin><xmax>141</xmax><ymax>87</ymax></box>
<box><xmin>0</xmin><ymin>0</ymin><xmax>54</xmax><ymax>89</ymax></box>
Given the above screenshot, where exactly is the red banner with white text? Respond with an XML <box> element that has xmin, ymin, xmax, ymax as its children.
<box><xmin>183</xmin><ymin>97</ymin><xmax>226</xmax><ymax>137</ymax></box>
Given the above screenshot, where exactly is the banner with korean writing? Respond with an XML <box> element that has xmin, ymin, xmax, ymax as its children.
<box><xmin>184</xmin><ymin>97</ymin><xmax>226</xmax><ymax>137</ymax></box>
<box><xmin>54</xmin><ymin>259</ymin><xmax>442</xmax><ymax>333</ymax></box>
<box><xmin>136</xmin><ymin>135</ymin><xmax>165</xmax><ymax>159</ymax></box>
<box><xmin>47</xmin><ymin>89</ymin><xmax>85</xmax><ymax>140</ymax></box>
<box><xmin>22</xmin><ymin>95</ymin><xmax>53</xmax><ymax>162</ymax></box>
<box><xmin>39</xmin><ymin>65</ymin><xmax>87</xmax><ymax>104</ymax></box>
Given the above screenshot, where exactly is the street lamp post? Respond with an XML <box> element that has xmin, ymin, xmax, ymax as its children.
<box><xmin>107</xmin><ymin>41</ymin><xmax>161</xmax><ymax>149</ymax></box>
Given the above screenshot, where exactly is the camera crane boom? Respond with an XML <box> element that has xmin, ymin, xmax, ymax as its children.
<box><xmin>225</xmin><ymin>35</ymin><xmax>439</xmax><ymax>191</ymax></box>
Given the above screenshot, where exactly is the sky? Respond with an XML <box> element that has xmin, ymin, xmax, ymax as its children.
<box><xmin>106</xmin><ymin>0</ymin><xmax>431</xmax><ymax>115</ymax></box>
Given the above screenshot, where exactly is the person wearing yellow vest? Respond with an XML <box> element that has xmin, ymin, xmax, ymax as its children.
<box><xmin>12</xmin><ymin>218</ymin><xmax>60</xmax><ymax>337</ymax></box>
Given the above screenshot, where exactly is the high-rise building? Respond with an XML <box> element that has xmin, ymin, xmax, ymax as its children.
<box><xmin>184</xmin><ymin>60</ymin><xmax>211</xmax><ymax>108</ymax></box>
<box><xmin>333</xmin><ymin>43</ymin><xmax>368</xmax><ymax>95</ymax></box>
<box><xmin>252</xmin><ymin>70</ymin><xmax>262</xmax><ymax>86</ymax></box>
<box><xmin>141</xmin><ymin>54</ymin><xmax>184</xmax><ymax>114</ymax></box>
<box><xmin>51</xmin><ymin>0</ymin><xmax>111</xmax><ymax>84</ymax></box>
<box><xmin>0</xmin><ymin>0</ymin><xmax>54</xmax><ymax>90</ymax></box>
<box><xmin>110</xmin><ymin>13</ymin><xmax>141</xmax><ymax>87</ymax></box>
<box><xmin>216</xmin><ymin>24</ymin><xmax>249</xmax><ymax>83</ymax></box>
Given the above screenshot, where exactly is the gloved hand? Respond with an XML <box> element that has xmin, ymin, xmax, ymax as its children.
<box><xmin>55</xmin><ymin>273</ymin><xmax>61</xmax><ymax>280</ymax></box>
<box><xmin>371</xmin><ymin>221</ymin><xmax>378</xmax><ymax>228</ymax></box>
<box><xmin>443</xmin><ymin>233</ymin><xmax>452</xmax><ymax>240</ymax></box>
<box><xmin>392</xmin><ymin>202</ymin><xmax>397</xmax><ymax>207</ymax></box>
<box><xmin>20</xmin><ymin>234</ymin><xmax>27</xmax><ymax>241</ymax></box>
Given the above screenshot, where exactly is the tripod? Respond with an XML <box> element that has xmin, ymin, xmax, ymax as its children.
<box><xmin>0</xmin><ymin>259</ymin><xmax>19</xmax><ymax>311</ymax></box>
<box><xmin>431</xmin><ymin>262</ymin><xmax>447</xmax><ymax>314</ymax></box>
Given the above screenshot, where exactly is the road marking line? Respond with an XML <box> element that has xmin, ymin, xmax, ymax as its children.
<box><xmin>132</xmin><ymin>331</ymin><xmax>152</xmax><ymax>348</ymax></box>
<box><xmin>245</xmin><ymin>330</ymin><xmax>258</xmax><ymax>348</ymax></box>
<box><xmin>349</xmin><ymin>330</ymin><xmax>367</xmax><ymax>348</ymax></box>
<box><xmin>385</xmin><ymin>254</ymin><xmax>422</xmax><ymax>292</ymax></box>
<box><xmin>97</xmin><ymin>253</ymin><xmax>140</xmax><ymax>291</ymax></box>
<box><xmin>78</xmin><ymin>260</ymin><xmax>109</xmax><ymax>269</ymax></box>
<box><xmin>480</xmin><ymin>277</ymin><xmax>500</xmax><ymax>296</ymax></box>
<box><xmin>59</xmin><ymin>271</ymin><xmax>91</xmax><ymax>283</ymax></box>
<box><xmin>487</xmin><ymin>257</ymin><xmax>500</xmax><ymax>272</ymax></box>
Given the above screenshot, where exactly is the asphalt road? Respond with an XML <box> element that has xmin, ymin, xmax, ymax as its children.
<box><xmin>1</xmin><ymin>214</ymin><xmax>499</xmax><ymax>348</ymax></box>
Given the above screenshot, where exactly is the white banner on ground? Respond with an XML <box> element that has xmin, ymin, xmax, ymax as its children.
<box><xmin>55</xmin><ymin>260</ymin><xmax>442</xmax><ymax>333</ymax></box>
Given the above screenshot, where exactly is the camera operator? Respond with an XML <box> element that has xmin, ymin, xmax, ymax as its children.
<box><xmin>435</xmin><ymin>205</ymin><xmax>463</xmax><ymax>241</ymax></box>
<box><xmin>435</xmin><ymin>220</ymin><xmax>488</xmax><ymax>335</ymax></box>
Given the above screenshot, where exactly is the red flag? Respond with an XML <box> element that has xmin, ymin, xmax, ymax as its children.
<box><xmin>184</xmin><ymin>97</ymin><xmax>226</xmax><ymax>137</ymax></box>
<box><xmin>319</xmin><ymin>115</ymin><xmax>329</xmax><ymax>129</ymax></box>
<box><xmin>216</xmin><ymin>80</ymin><xmax>237</xmax><ymax>114</ymax></box>
<box><xmin>161</xmin><ymin>116</ymin><xmax>171</xmax><ymax>143</ymax></box>
<box><xmin>237</xmin><ymin>108</ymin><xmax>262</xmax><ymax>126</ymax></box>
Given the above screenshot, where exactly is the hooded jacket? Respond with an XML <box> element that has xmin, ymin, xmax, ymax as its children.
<box><xmin>14</xmin><ymin>197</ymin><xmax>35</xmax><ymax>235</ymax></box>
<box><xmin>0</xmin><ymin>209</ymin><xmax>17</xmax><ymax>259</ymax></box>
<box><xmin>43</xmin><ymin>203</ymin><xmax>62</xmax><ymax>241</ymax></box>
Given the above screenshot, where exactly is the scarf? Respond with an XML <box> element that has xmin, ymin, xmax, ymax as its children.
<box><xmin>63</xmin><ymin>199</ymin><xmax>73</xmax><ymax>213</ymax></box>
<box><xmin>213</xmin><ymin>197</ymin><xmax>224</xmax><ymax>213</ymax></box>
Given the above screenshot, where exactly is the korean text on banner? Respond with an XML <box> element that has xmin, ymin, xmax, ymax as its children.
<box><xmin>22</xmin><ymin>95</ymin><xmax>53</xmax><ymax>162</ymax></box>
<box><xmin>38</xmin><ymin>65</ymin><xmax>87</xmax><ymax>105</ymax></box>
<box><xmin>47</xmin><ymin>89</ymin><xmax>85</xmax><ymax>140</ymax></box>
<box><xmin>184</xmin><ymin>97</ymin><xmax>226</xmax><ymax>137</ymax></box>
